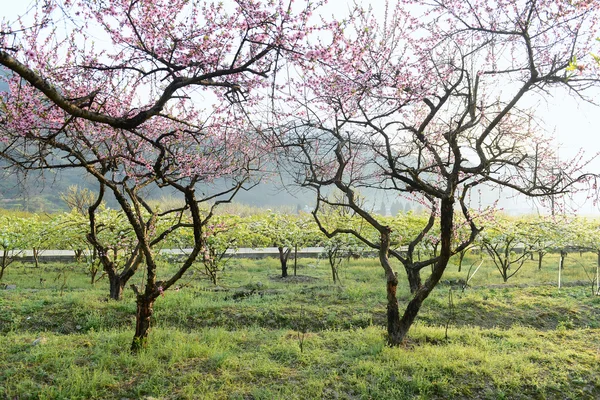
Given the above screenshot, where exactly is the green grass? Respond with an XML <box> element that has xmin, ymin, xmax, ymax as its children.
<box><xmin>1</xmin><ymin>252</ymin><xmax>600</xmax><ymax>399</ymax></box>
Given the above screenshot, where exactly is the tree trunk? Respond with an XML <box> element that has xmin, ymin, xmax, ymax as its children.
<box><xmin>406</xmin><ymin>267</ymin><xmax>421</xmax><ymax>294</ymax></box>
<box><xmin>90</xmin><ymin>264</ymin><xmax>99</xmax><ymax>284</ymax></box>
<box><xmin>74</xmin><ymin>249</ymin><xmax>83</xmax><ymax>262</ymax></box>
<box><xmin>0</xmin><ymin>250</ymin><xmax>8</xmax><ymax>281</ymax></box>
<box><xmin>386</xmin><ymin>272</ymin><xmax>402</xmax><ymax>345</ymax></box>
<box><xmin>90</xmin><ymin>270</ymin><xmax>97</xmax><ymax>285</ymax></box>
<box><xmin>327</xmin><ymin>250</ymin><xmax>340</xmax><ymax>284</ymax></box>
<box><xmin>294</xmin><ymin>244</ymin><xmax>298</xmax><ymax>276</ymax></box>
<box><xmin>377</xmin><ymin>229</ymin><xmax>403</xmax><ymax>345</ymax></box>
<box><xmin>109</xmin><ymin>274</ymin><xmax>126</xmax><ymax>300</ymax></box>
<box><xmin>394</xmin><ymin>197</ymin><xmax>455</xmax><ymax>344</ymax></box>
<box><xmin>104</xmin><ymin>252</ymin><xmax>141</xmax><ymax>299</ymax></box>
<box><xmin>278</xmin><ymin>246</ymin><xmax>291</xmax><ymax>278</ymax></box>
<box><xmin>33</xmin><ymin>248</ymin><xmax>40</xmax><ymax>268</ymax></box>
<box><xmin>501</xmin><ymin>261</ymin><xmax>509</xmax><ymax>282</ymax></box>
<box><xmin>538</xmin><ymin>251</ymin><xmax>543</xmax><ymax>270</ymax></box>
<box><xmin>131</xmin><ymin>295</ymin><xmax>155</xmax><ymax>352</ymax></box>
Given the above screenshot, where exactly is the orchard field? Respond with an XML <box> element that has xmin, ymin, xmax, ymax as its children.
<box><xmin>2</xmin><ymin>0</ymin><xmax>600</xmax><ymax>398</ymax></box>
<box><xmin>1</xmin><ymin>250</ymin><xmax>600</xmax><ymax>399</ymax></box>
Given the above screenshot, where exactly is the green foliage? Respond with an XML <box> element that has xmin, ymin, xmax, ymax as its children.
<box><xmin>198</xmin><ymin>214</ymin><xmax>245</xmax><ymax>284</ymax></box>
<box><xmin>0</xmin><ymin>215</ymin><xmax>28</xmax><ymax>253</ymax></box>
<box><xmin>60</xmin><ymin>185</ymin><xmax>98</xmax><ymax>215</ymax></box>
<box><xmin>388</xmin><ymin>211</ymin><xmax>435</xmax><ymax>251</ymax></box>
<box><xmin>0</xmin><ymin>215</ymin><xmax>29</xmax><ymax>279</ymax></box>
<box><xmin>480</xmin><ymin>215</ymin><xmax>532</xmax><ymax>282</ymax></box>
<box><xmin>53</xmin><ymin>208</ymin><xmax>137</xmax><ymax>262</ymax></box>
<box><xmin>250</xmin><ymin>212</ymin><xmax>321</xmax><ymax>249</ymax></box>
<box><xmin>51</xmin><ymin>211</ymin><xmax>91</xmax><ymax>252</ymax></box>
<box><xmin>568</xmin><ymin>217</ymin><xmax>600</xmax><ymax>252</ymax></box>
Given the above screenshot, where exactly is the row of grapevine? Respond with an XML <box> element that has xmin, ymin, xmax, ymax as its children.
<box><xmin>2</xmin><ymin>208</ymin><xmax>600</xmax><ymax>284</ymax></box>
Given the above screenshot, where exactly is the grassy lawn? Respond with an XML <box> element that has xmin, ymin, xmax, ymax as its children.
<box><xmin>1</xmin><ymin>253</ymin><xmax>599</xmax><ymax>399</ymax></box>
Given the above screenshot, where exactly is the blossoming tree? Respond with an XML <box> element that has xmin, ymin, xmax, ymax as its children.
<box><xmin>281</xmin><ymin>0</ymin><xmax>600</xmax><ymax>345</ymax></box>
<box><xmin>0</xmin><ymin>0</ymin><xmax>319</xmax><ymax>351</ymax></box>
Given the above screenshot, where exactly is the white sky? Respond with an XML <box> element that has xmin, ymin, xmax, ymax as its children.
<box><xmin>2</xmin><ymin>0</ymin><xmax>600</xmax><ymax>214</ymax></box>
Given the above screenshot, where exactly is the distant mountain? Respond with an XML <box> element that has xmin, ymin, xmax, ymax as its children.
<box><xmin>0</xmin><ymin>164</ymin><xmax>100</xmax><ymax>212</ymax></box>
<box><xmin>0</xmin><ymin>160</ymin><xmax>319</xmax><ymax>212</ymax></box>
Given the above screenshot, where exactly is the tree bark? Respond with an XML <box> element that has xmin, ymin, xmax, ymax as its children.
<box><xmin>90</xmin><ymin>264</ymin><xmax>99</xmax><ymax>284</ymax></box>
<box><xmin>538</xmin><ymin>251</ymin><xmax>544</xmax><ymax>270</ymax></box>
<box><xmin>208</xmin><ymin>268</ymin><xmax>218</xmax><ymax>285</ymax></box>
<box><xmin>278</xmin><ymin>246</ymin><xmax>291</xmax><ymax>278</ymax></box>
<box><xmin>33</xmin><ymin>248</ymin><xmax>40</xmax><ymax>268</ymax></box>
<box><xmin>109</xmin><ymin>274</ymin><xmax>126</xmax><ymax>300</ymax></box>
<box><xmin>374</xmin><ymin>228</ymin><xmax>405</xmax><ymax>345</ymax></box>
<box><xmin>386</xmin><ymin>272</ymin><xmax>402</xmax><ymax>345</ymax></box>
<box><xmin>294</xmin><ymin>244</ymin><xmax>298</xmax><ymax>276</ymax></box>
<box><xmin>331</xmin><ymin>264</ymin><xmax>338</xmax><ymax>283</ymax></box>
<box><xmin>332</xmin><ymin>267</ymin><xmax>339</xmax><ymax>283</ymax></box>
<box><xmin>131</xmin><ymin>294</ymin><xmax>155</xmax><ymax>352</ymax></box>
<box><xmin>406</xmin><ymin>267</ymin><xmax>421</xmax><ymax>294</ymax></box>
<box><xmin>560</xmin><ymin>250</ymin><xmax>567</xmax><ymax>270</ymax></box>
<box><xmin>74</xmin><ymin>249</ymin><xmax>83</xmax><ymax>262</ymax></box>
<box><xmin>0</xmin><ymin>250</ymin><xmax>8</xmax><ymax>281</ymax></box>
<box><xmin>394</xmin><ymin>197</ymin><xmax>455</xmax><ymax>344</ymax></box>
<box><xmin>104</xmin><ymin>251</ymin><xmax>141</xmax><ymax>300</ymax></box>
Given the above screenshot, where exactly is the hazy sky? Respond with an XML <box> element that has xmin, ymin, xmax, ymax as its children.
<box><xmin>2</xmin><ymin>0</ymin><xmax>599</xmax><ymax>214</ymax></box>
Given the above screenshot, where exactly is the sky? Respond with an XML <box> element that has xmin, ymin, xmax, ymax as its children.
<box><xmin>2</xmin><ymin>0</ymin><xmax>600</xmax><ymax>214</ymax></box>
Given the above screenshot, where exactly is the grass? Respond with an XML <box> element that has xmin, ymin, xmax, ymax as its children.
<box><xmin>1</xmin><ymin>251</ymin><xmax>600</xmax><ymax>399</ymax></box>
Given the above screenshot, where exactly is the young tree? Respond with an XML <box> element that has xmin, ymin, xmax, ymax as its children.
<box><xmin>61</xmin><ymin>186</ymin><xmax>97</xmax><ymax>215</ymax></box>
<box><xmin>199</xmin><ymin>215</ymin><xmax>243</xmax><ymax>285</ymax></box>
<box><xmin>22</xmin><ymin>214</ymin><xmax>53</xmax><ymax>268</ymax></box>
<box><xmin>252</xmin><ymin>212</ymin><xmax>319</xmax><ymax>278</ymax></box>
<box><xmin>481</xmin><ymin>215</ymin><xmax>531</xmax><ymax>282</ymax></box>
<box><xmin>568</xmin><ymin>217</ymin><xmax>600</xmax><ymax>292</ymax></box>
<box><xmin>171</xmin><ymin>213</ymin><xmax>247</xmax><ymax>285</ymax></box>
<box><xmin>280</xmin><ymin>0</ymin><xmax>599</xmax><ymax>345</ymax></box>
<box><xmin>0</xmin><ymin>0</ymin><xmax>319</xmax><ymax>351</ymax></box>
<box><xmin>0</xmin><ymin>215</ymin><xmax>27</xmax><ymax>281</ymax></box>
<box><xmin>316</xmin><ymin>199</ymin><xmax>370</xmax><ymax>283</ymax></box>
<box><xmin>53</xmin><ymin>210</ymin><xmax>100</xmax><ymax>278</ymax></box>
<box><xmin>321</xmin><ymin>233</ymin><xmax>364</xmax><ymax>284</ymax></box>
<box><xmin>519</xmin><ymin>214</ymin><xmax>564</xmax><ymax>271</ymax></box>
<box><xmin>85</xmin><ymin>205</ymin><xmax>141</xmax><ymax>298</ymax></box>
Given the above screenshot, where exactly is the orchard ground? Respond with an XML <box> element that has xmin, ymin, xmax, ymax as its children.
<box><xmin>1</xmin><ymin>253</ymin><xmax>600</xmax><ymax>399</ymax></box>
